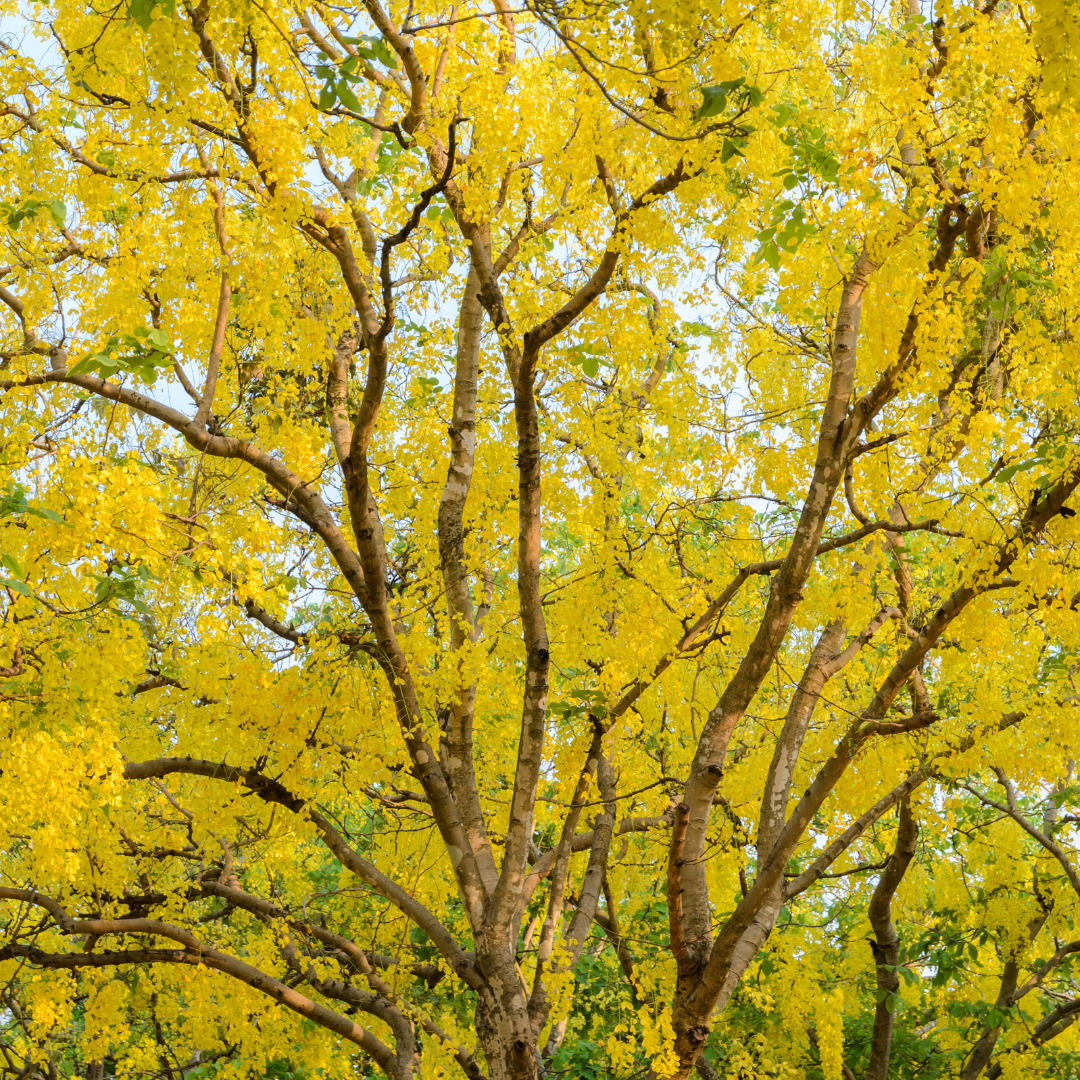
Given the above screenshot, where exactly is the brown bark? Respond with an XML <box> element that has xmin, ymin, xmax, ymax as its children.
<box><xmin>437</xmin><ymin>263</ymin><xmax>497</xmax><ymax>893</ymax></box>
<box><xmin>527</xmin><ymin>726</ymin><xmax>605</xmax><ymax>1027</ymax></box>
<box><xmin>959</xmin><ymin>774</ymin><xmax>1071</xmax><ymax>1078</ymax></box>
<box><xmin>3</xmin><ymin>10</ymin><xmax>1067</xmax><ymax>1078</ymax></box>
<box><xmin>0</xmin><ymin>893</ymin><xmax>403</xmax><ymax>1075</ymax></box>
<box><xmin>864</xmin><ymin>798</ymin><xmax>919</xmax><ymax>1080</ymax></box>
<box><xmin>667</xmin><ymin>248</ymin><xmax>879</xmax><ymax>1075</ymax></box>
<box><xmin>666</xmin><ymin>417</ymin><xmax>1077</xmax><ymax>1078</ymax></box>
<box><xmin>676</xmin><ymin>250</ymin><xmax>879</xmax><ymax>967</ymax></box>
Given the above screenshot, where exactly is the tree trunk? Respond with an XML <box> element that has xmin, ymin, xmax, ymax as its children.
<box><xmin>864</xmin><ymin>798</ymin><xmax>919</xmax><ymax>1080</ymax></box>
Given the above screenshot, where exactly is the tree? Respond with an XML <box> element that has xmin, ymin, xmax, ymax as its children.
<box><xmin>1</xmin><ymin>0</ymin><xmax>1079</xmax><ymax>1076</ymax></box>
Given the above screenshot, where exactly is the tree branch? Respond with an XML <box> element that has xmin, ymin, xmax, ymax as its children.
<box><xmin>864</xmin><ymin>798</ymin><xmax>919</xmax><ymax>1080</ymax></box>
<box><xmin>0</xmin><ymin>896</ymin><xmax>396</xmax><ymax>1070</ymax></box>
<box><xmin>116</xmin><ymin>760</ymin><xmax>479</xmax><ymax>988</ymax></box>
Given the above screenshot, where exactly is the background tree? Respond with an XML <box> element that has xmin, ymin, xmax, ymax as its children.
<box><xmin>1</xmin><ymin>0</ymin><xmax>1079</xmax><ymax>1077</ymax></box>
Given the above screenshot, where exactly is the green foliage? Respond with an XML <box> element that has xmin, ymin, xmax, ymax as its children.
<box><xmin>315</xmin><ymin>40</ymin><xmax>397</xmax><ymax>113</ymax></box>
<box><xmin>695</xmin><ymin>78</ymin><xmax>764</xmax><ymax>121</ymax></box>
<box><xmin>754</xmin><ymin>200</ymin><xmax>816</xmax><ymax>267</ymax></box>
<box><xmin>68</xmin><ymin>327</ymin><xmax>174</xmax><ymax>383</ymax></box>
<box><xmin>0</xmin><ymin>198</ymin><xmax>66</xmax><ymax>230</ymax></box>
<box><xmin>94</xmin><ymin>564</ymin><xmax>156</xmax><ymax>615</ymax></box>
<box><xmin>0</xmin><ymin>482</ymin><xmax>68</xmax><ymax>525</ymax></box>
<box><xmin>568</xmin><ymin>340</ymin><xmax>608</xmax><ymax>377</ymax></box>
<box><xmin>126</xmin><ymin>0</ymin><xmax>176</xmax><ymax>30</ymax></box>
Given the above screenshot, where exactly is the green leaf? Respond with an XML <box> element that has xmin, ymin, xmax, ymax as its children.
<box><xmin>0</xmin><ymin>486</ymin><xmax>29</xmax><ymax>517</ymax></box>
<box><xmin>370</xmin><ymin>37</ymin><xmax>398</xmax><ymax>69</ymax></box>
<box><xmin>1</xmin><ymin>553</ymin><xmax>24</xmax><ymax>577</ymax></box>
<box><xmin>994</xmin><ymin>459</ymin><xmax>1038</xmax><ymax>483</ymax></box>
<box><xmin>772</xmin><ymin>102</ymin><xmax>799</xmax><ymax>126</ymax></box>
<box><xmin>127</xmin><ymin>0</ymin><xmax>155</xmax><ymax>29</ymax></box>
<box><xmin>581</xmin><ymin>355</ymin><xmax>600</xmax><ymax>378</ymax></box>
<box><xmin>758</xmin><ymin>240</ymin><xmax>781</xmax><ymax>269</ymax></box>
<box><xmin>350</xmin><ymin>35</ymin><xmax>398</xmax><ymax>69</ymax></box>
<box><xmin>1013</xmin><ymin>269</ymin><xmax>1053</xmax><ymax>289</ymax></box>
<box><xmin>126</xmin><ymin>0</ymin><xmax>173</xmax><ymax>28</ymax></box>
<box><xmin>2</xmin><ymin>578</ymin><xmax>32</xmax><ymax>596</ymax></box>
<box><xmin>336</xmin><ymin>80</ymin><xmax>363</xmax><ymax>113</ymax></box>
<box><xmin>67</xmin><ymin>357</ymin><xmax>98</xmax><ymax>377</ymax></box>
<box><xmin>720</xmin><ymin>138</ymin><xmax>744</xmax><ymax>163</ymax></box>
<box><xmin>48</xmin><ymin>200</ymin><xmax>66</xmax><ymax>229</ymax></box>
<box><xmin>0</xmin><ymin>484</ymin><xmax>71</xmax><ymax>527</ymax></box>
<box><xmin>694</xmin><ymin>86</ymin><xmax>728</xmax><ymax>121</ymax></box>
<box><xmin>318</xmin><ymin>84</ymin><xmax>337</xmax><ymax>111</ymax></box>
<box><xmin>681</xmin><ymin>320</ymin><xmax>716</xmax><ymax>337</ymax></box>
<box><xmin>25</xmin><ymin>505</ymin><xmax>69</xmax><ymax>526</ymax></box>
<box><xmin>147</xmin><ymin>327</ymin><xmax>171</xmax><ymax>351</ymax></box>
